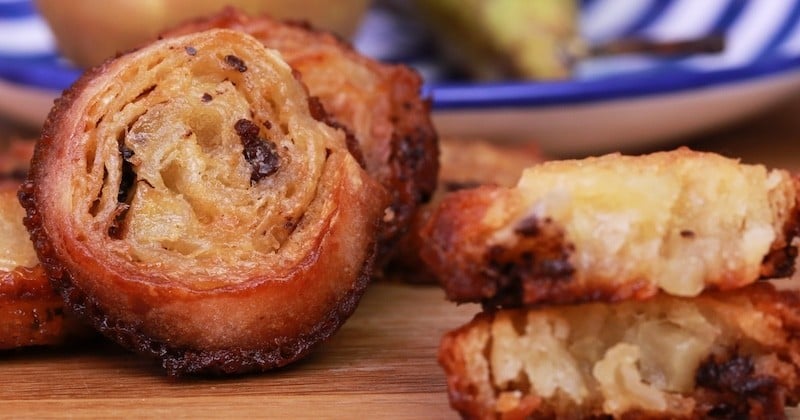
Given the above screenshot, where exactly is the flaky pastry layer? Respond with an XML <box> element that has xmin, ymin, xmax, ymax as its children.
<box><xmin>163</xmin><ymin>8</ymin><xmax>439</xmax><ymax>262</ymax></box>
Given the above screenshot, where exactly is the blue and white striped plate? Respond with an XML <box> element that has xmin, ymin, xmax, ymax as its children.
<box><xmin>3</xmin><ymin>0</ymin><xmax>800</xmax><ymax>154</ymax></box>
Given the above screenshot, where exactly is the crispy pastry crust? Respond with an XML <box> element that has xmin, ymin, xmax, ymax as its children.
<box><xmin>391</xmin><ymin>138</ymin><xmax>544</xmax><ymax>282</ymax></box>
<box><xmin>0</xmin><ymin>182</ymin><xmax>88</xmax><ymax>349</ymax></box>
<box><xmin>421</xmin><ymin>149</ymin><xmax>800</xmax><ymax>306</ymax></box>
<box><xmin>162</xmin><ymin>7</ymin><xmax>440</xmax><ymax>263</ymax></box>
<box><xmin>440</xmin><ymin>283</ymin><xmax>800</xmax><ymax>419</ymax></box>
<box><xmin>20</xmin><ymin>29</ymin><xmax>387</xmax><ymax>376</ymax></box>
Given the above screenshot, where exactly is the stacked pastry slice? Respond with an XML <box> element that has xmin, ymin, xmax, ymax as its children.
<box><xmin>420</xmin><ymin>148</ymin><xmax>800</xmax><ymax>419</ymax></box>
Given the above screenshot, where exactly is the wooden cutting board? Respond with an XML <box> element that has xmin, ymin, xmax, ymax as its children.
<box><xmin>1</xmin><ymin>281</ymin><xmax>478</xmax><ymax>419</ymax></box>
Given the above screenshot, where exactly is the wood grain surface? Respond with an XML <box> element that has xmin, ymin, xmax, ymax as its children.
<box><xmin>1</xmin><ymin>281</ymin><xmax>478</xmax><ymax>419</ymax></box>
<box><xmin>6</xmin><ymin>90</ymin><xmax>800</xmax><ymax>420</ymax></box>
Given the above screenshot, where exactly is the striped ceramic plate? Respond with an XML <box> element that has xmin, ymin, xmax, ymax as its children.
<box><xmin>3</xmin><ymin>0</ymin><xmax>800</xmax><ymax>153</ymax></box>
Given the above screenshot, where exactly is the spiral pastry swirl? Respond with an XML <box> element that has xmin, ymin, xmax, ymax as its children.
<box><xmin>163</xmin><ymin>8</ymin><xmax>440</xmax><ymax>263</ymax></box>
<box><xmin>20</xmin><ymin>29</ymin><xmax>387</xmax><ymax>375</ymax></box>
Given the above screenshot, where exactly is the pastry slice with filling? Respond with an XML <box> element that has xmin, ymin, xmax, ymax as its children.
<box><xmin>440</xmin><ymin>283</ymin><xmax>800</xmax><ymax>419</ymax></box>
<box><xmin>421</xmin><ymin>149</ymin><xmax>800</xmax><ymax>306</ymax></box>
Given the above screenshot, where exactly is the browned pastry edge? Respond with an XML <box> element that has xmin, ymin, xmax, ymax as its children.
<box><xmin>160</xmin><ymin>7</ymin><xmax>440</xmax><ymax>265</ymax></box>
<box><xmin>439</xmin><ymin>284</ymin><xmax>800</xmax><ymax>419</ymax></box>
<box><xmin>389</xmin><ymin>139</ymin><xmax>545</xmax><ymax>283</ymax></box>
<box><xmin>761</xmin><ymin>178</ymin><xmax>800</xmax><ymax>279</ymax></box>
<box><xmin>420</xmin><ymin>177</ymin><xmax>800</xmax><ymax>308</ymax></box>
<box><xmin>18</xmin><ymin>37</ymin><xmax>382</xmax><ymax>375</ymax></box>
<box><xmin>0</xmin><ymin>143</ymin><xmax>91</xmax><ymax>350</ymax></box>
<box><xmin>0</xmin><ymin>265</ymin><xmax>91</xmax><ymax>350</ymax></box>
<box><xmin>21</xmin><ymin>178</ymin><xmax>376</xmax><ymax>375</ymax></box>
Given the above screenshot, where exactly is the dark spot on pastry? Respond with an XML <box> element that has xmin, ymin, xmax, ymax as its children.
<box><xmin>263</xmin><ymin>120</ymin><xmax>272</xmax><ymax>130</ymax></box>
<box><xmin>201</xmin><ymin>93</ymin><xmax>213</xmax><ymax>102</ymax></box>
<box><xmin>696</xmin><ymin>354</ymin><xmax>775</xmax><ymax>395</ymax></box>
<box><xmin>284</xmin><ymin>218</ymin><xmax>296</xmax><ymax>233</ymax></box>
<box><xmin>121</xmin><ymin>146</ymin><xmax>135</xmax><ymax>161</ymax></box>
<box><xmin>137</xmin><ymin>179</ymin><xmax>155</xmax><ymax>189</ymax></box>
<box><xmin>306</xmin><ymin>96</ymin><xmax>366</xmax><ymax>169</ymax></box>
<box><xmin>479</xmin><ymin>217</ymin><xmax>576</xmax><ymax>307</ymax></box>
<box><xmin>109</xmin><ymin>136</ymin><xmax>136</xmax><ymax>238</ymax></box>
<box><xmin>694</xmin><ymin>353</ymin><xmax>786</xmax><ymax>418</ymax></box>
<box><xmin>185</xmin><ymin>46</ymin><xmax>197</xmax><ymax>56</ymax></box>
<box><xmin>108</xmin><ymin>203</ymin><xmax>130</xmax><ymax>239</ymax></box>
<box><xmin>680</xmin><ymin>229</ymin><xmax>695</xmax><ymax>238</ymax></box>
<box><xmin>443</xmin><ymin>181</ymin><xmax>481</xmax><ymax>192</ymax></box>
<box><xmin>182</xmin><ymin>129</ymin><xmax>193</xmax><ymax>138</ymax></box>
<box><xmin>514</xmin><ymin>215</ymin><xmax>545</xmax><ymax>237</ymax></box>
<box><xmin>234</xmin><ymin>119</ymin><xmax>280</xmax><ymax>183</ymax></box>
<box><xmin>118</xmin><ymin>144</ymin><xmax>136</xmax><ymax>204</ymax></box>
<box><xmin>133</xmin><ymin>85</ymin><xmax>157</xmax><ymax>103</ymax></box>
<box><xmin>760</xmin><ymin>245</ymin><xmax>798</xmax><ymax>279</ymax></box>
<box><xmin>307</xmin><ymin>96</ymin><xmax>326</xmax><ymax>120</ymax></box>
<box><xmin>225</xmin><ymin>54</ymin><xmax>247</xmax><ymax>72</ymax></box>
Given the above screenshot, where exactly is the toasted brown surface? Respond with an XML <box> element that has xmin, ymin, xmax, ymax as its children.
<box><xmin>421</xmin><ymin>148</ymin><xmax>800</xmax><ymax>306</ymax></box>
<box><xmin>440</xmin><ymin>283</ymin><xmax>800</xmax><ymax>419</ymax></box>
<box><xmin>391</xmin><ymin>138</ymin><xmax>544</xmax><ymax>281</ymax></box>
<box><xmin>21</xmin><ymin>29</ymin><xmax>387</xmax><ymax>376</ymax></box>
<box><xmin>162</xmin><ymin>8</ymin><xmax>439</xmax><ymax>263</ymax></box>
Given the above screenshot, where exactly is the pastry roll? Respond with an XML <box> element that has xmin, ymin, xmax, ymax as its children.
<box><xmin>163</xmin><ymin>8</ymin><xmax>440</xmax><ymax>261</ymax></box>
<box><xmin>20</xmin><ymin>29</ymin><xmax>387</xmax><ymax>375</ymax></box>
<box><xmin>421</xmin><ymin>148</ymin><xmax>800</xmax><ymax>306</ymax></box>
<box><xmin>439</xmin><ymin>283</ymin><xmax>800</xmax><ymax>419</ymax></box>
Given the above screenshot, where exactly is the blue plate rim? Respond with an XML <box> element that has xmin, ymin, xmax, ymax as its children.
<box><xmin>4</xmin><ymin>54</ymin><xmax>800</xmax><ymax>111</ymax></box>
<box><xmin>428</xmin><ymin>55</ymin><xmax>800</xmax><ymax>110</ymax></box>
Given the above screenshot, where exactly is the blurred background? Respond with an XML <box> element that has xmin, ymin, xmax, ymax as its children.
<box><xmin>2</xmin><ymin>0</ymin><xmax>800</xmax><ymax>160</ymax></box>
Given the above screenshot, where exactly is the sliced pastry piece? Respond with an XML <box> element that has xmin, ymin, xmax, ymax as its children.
<box><xmin>440</xmin><ymin>283</ymin><xmax>800</xmax><ymax>419</ymax></box>
<box><xmin>391</xmin><ymin>138</ymin><xmax>544</xmax><ymax>281</ymax></box>
<box><xmin>421</xmin><ymin>148</ymin><xmax>800</xmax><ymax>306</ymax></box>
<box><xmin>20</xmin><ymin>29</ymin><xmax>387</xmax><ymax>375</ymax></box>
<box><xmin>163</xmin><ymin>8</ymin><xmax>439</xmax><ymax>262</ymax></box>
<box><xmin>1</xmin><ymin>180</ymin><xmax>88</xmax><ymax>350</ymax></box>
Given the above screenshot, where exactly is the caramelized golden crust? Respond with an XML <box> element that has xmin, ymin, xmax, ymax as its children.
<box><xmin>20</xmin><ymin>29</ymin><xmax>388</xmax><ymax>376</ymax></box>
<box><xmin>421</xmin><ymin>149</ymin><xmax>800</xmax><ymax>306</ymax></box>
<box><xmin>391</xmin><ymin>138</ymin><xmax>544</xmax><ymax>281</ymax></box>
<box><xmin>0</xmin><ymin>183</ymin><xmax>88</xmax><ymax>349</ymax></box>
<box><xmin>440</xmin><ymin>283</ymin><xmax>800</xmax><ymax>419</ymax></box>
<box><xmin>162</xmin><ymin>8</ymin><xmax>440</xmax><ymax>262</ymax></box>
